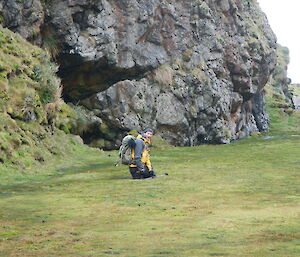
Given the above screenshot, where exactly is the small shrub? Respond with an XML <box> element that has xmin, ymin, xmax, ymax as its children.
<box><xmin>31</xmin><ymin>59</ymin><xmax>61</xmax><ymax>104</ymax></box>
<box><xmin>42</xmin><ymin>27</ymin><xmax>60</xmax><ymax>58</ymax></box>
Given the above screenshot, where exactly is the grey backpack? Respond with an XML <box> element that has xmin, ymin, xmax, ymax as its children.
<box><xmin>118</xmin><ymin>135</ymin><xmax>136</xmax><ymax>165</ymax></box>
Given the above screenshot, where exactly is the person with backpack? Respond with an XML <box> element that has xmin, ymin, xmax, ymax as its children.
<box><xmin>128</xmin><ymin>128</ymin><xmax>156</xmax><ymax>179</ymax></box>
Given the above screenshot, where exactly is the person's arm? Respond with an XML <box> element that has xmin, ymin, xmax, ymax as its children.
<box><xmin>133</xmin><ymin>139</ymin><xmax>145</xmax><ymax>171</ymax></box>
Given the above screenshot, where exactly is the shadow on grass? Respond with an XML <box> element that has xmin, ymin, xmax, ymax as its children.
<box><xmin>0</xmin><ymin>162</ymin><xmax>114</xmax><ymax>195</ymax></box>
<box><xmin>57</xmin><ymin>163</ymin><xmax>112</xmax><ymax>174</ymax></box>
<box><xmin>109</xmin><ymin>175</ymin><xmax>132</xmax><ymax>180</ymax></box>
<box><xmin>0</xmin><ymin>192</ymin><xmax>13</xmax><ymax>198</ymax></box>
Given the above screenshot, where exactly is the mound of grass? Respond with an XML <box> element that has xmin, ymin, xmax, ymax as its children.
<box><xmin>0</xmin><ymin>25</ymin><xmax>94</xmax><ymax>168</ymax></box>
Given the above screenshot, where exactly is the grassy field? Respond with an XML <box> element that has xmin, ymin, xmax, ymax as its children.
<box><xmin>0</xmin><ymin>109</ymin><xmax>300</xmax><ymax>256</ymax></box>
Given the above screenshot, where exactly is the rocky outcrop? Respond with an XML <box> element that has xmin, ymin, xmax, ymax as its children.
<box><xmin>291</xmin><ymin>84</ymin><xmax>300</xmax><ymax>110</ymax></box>
<box><xmin>266</xmin><ymin>44</ymin><xmax>293</xmax><ymax>108</ymax></box>
<box><xmin>1</xmin><ymin>0</ymin><xmax>278</xmax><ymax>148</ymax></box>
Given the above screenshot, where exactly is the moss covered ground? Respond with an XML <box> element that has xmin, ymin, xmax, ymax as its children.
<box><xmin>0</xmin><ymin>105</ymin><xmax>299</xmax><ymax>257</ymax></box>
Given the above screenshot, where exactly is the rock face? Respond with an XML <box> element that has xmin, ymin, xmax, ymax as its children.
<box><xmin>1</xmin><ymin>0</ymin><xmax>278</xmax><ymax>148</ymax></box>
<box><xmin>267</xmin><ymin>45</ymin><xmax>293</xmax><ymax>107</ymax></box>
<box><xmin>292</xmin><ymin>84</ymin><xmax>300</xmax><ymax>110</ymax></box>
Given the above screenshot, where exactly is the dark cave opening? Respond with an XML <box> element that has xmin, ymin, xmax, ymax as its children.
<box><xmin>56</xmin><ymin>52</ymin><xmax>150</xmax><ymax>103</ymax></box>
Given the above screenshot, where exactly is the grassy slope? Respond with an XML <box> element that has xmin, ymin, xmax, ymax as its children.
<box><xmin>0</xmin><ymin>25</ymin><xmax>88</xmax><ymax>168</ymax></box>
<box><xmin>266</xmin><ymin>103</ymin><xmax>300</xmax><ymax>135</ymax></box>
<box><xmin>0</xmin><ymin>106</ymin><xmax>299</xmax><ymax>257</ymax></box>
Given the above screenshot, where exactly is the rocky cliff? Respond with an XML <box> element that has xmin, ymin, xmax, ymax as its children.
<box><xmin>265</xmin><ymin>44</ymin><xmax>293</xmax><ymax>109</ymax></box>
<box><xmin>1</xmin><ymin>0</ymin><xmax>278</xmax><ymax>148</ymax></box>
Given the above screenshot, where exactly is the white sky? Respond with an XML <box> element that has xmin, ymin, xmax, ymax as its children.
<box><xmin>257</xmin><ymin>0</ymin><xmax>300</xmax><ymax>83</ymax></box>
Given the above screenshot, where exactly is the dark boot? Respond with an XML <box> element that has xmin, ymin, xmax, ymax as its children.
<box><xmin>141</xmin><ymin>167</ymin><xmax>155</xmax><ymax>178</ymax></box>
<box><xmin>129</xmin><ymin>167</ymin><xmax>142</xmax><ymax>179</ymax></box>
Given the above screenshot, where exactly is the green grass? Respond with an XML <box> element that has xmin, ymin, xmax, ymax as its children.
<box><xmin>266</xmin><ymin>104</ymin><xmax>300</xmax><ymax>135</ymax></box>
<box><xmin>0</xmin><ymin>110</ymin><xmax>299</xmax><ymax>256</ymax></box>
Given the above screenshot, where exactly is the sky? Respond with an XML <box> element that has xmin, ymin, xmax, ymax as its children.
<box><xmin>257</xmin><ymin>0</ymin><xmax>300</xmax><ymax>83</ymax></box>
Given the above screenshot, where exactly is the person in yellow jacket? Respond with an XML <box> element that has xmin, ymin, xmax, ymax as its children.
<box><xmin>129</xmin><ymin>128</ymin><xmax>156</xmax><ymax>179</ymax></box>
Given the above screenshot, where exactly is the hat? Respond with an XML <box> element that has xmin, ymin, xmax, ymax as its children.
<box><xmin>142</xmin><ymin>128</ymin><xmax>154</xmax><ymax>134</ymax></box>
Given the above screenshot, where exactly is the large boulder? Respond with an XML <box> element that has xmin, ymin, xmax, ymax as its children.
<box><xmin>1</xmin><ymin>0</ymin><xmax>278</xmax><ymax>147</ymax></box>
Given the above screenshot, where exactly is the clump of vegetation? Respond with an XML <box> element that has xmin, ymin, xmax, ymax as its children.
<box><xmin>41</xmin><ymin>25</ymin><xmax>61</xmax><ymax>59</ymax></box>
